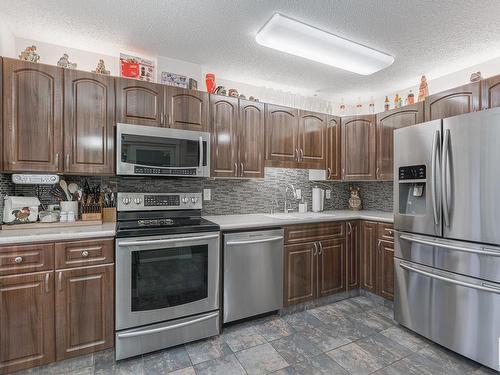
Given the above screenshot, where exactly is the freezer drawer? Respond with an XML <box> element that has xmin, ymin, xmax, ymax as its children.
<box><xmin>223</xmin><ymin>229</ymin><xmax>284</xmax><ymax>323</ymax></box>
<box><xmin>395</xmin><ymin>258</ymin><xmax>500</xmax><ymax>371</ymax></box>
<box><xmin>395</xmin><ymin>231</ymin><xmax>500</xmax><ymax>283</ymax></box>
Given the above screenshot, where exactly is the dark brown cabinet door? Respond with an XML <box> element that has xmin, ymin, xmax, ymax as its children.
<box><xmin>210</xmin><ymin>95</ymin><xmax>239</xmax><ymax>177</ymax></box>
<box><xmin>326</xmin><ymin>115</ymin><xmax>341</xmax><ymax>180</ymax></box>
<box><xmin>298</xmin><ymin>111</ymin><xmax>326</xmax><ymax>169</ymax></box>
<box><xmin>3</xmin><ymin>58</ymin><xmax>63</xmax><ymax>172</ymax></box>
<box><xmin>317</xmin><ymin>239</ymin><xmax>345</xmax><ymax>297</ymax></box>
<box><xmin>265</xmin><ymin>104</ymin><xmax>299</xmax><ymax>166</ymax></box>
<box><xmin>377</xmin><ymin>240</ymin><xmax>395</xmax><ymax>301</ymax></box>
<box><xmin>55</xmin><ymin>265</ymin><xmax>114</xmax><ymax>360</ymax></box>
<box><xmin>165</xmin><ymin>87</ymin><xmax>209</xmax><ymax>131</ymax></box>
<box><xmin>482</xmin><ymin>74</ymin><xmax>500</xmax><ymax>109</ymax></box>
<box><xmin>341</xmin><ymin>115</ymin><xmax>376</xmax><ymax>180</ymax></box>
<box><xmin>239</xmin><ymin>100</ymin><xmax>265</xmax><ymax>178</ymax></box>
<box><xmin>64</xmin><ymin>70</ymin><xmax>115</xmax><ymax>175</ymax></box>
<box><xmin>346</xmin><ymin>221</ymin><xmax>360</xmax><ymax>290</ymax></box>
<box><xmin>424</xmin><ymin>81</ymin><xmax>480</xmax><ymax>121</ymax></box>
<box><xmin>284</xmin><ymin>243</ymin><xmax>316</xmax><ymax>306</ymax></box>
<box><xmin>375</xmin><ymin>103</ymin><xmax>423</xmax><ymax>180</ymax></box>
<box><xmin>116</xmin><ymin>78</ymin><xmax>165</xmax><ymax>127</ymax></box>
<box><xmin>0</xmin><ymin>272</ymin><xmax>55</xmax><ymax>374</ymax></box>
<box><xmin>360</xmin><ymin>221</ymin><xmax>378</xmax><ymax>293</ymax></box>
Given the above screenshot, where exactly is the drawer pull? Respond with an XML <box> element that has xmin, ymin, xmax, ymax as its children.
<box><xmin>81</xmin><ymin>250</ymin><xmax>89</xmax><ymax>257</ymax></box>
<box><xmin>14</xmin><ymin>256</ymin><xmax>23</xmax><ymax>264</ymax></box>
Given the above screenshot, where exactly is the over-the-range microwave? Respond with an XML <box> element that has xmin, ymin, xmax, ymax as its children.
<box><xmin>116</xmin><ymin>123</ymin><xmax>210</xmax><ymax>177</ymax></box>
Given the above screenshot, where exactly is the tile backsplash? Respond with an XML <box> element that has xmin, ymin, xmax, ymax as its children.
<box><xmin>0</xmin><ymin>168</ymin><xmax>393</xmax><ymax>221</ymax></box>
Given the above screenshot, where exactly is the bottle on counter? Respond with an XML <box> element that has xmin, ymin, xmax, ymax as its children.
<box><xmin>384</xmin><ymin>96</ymin><xmax>390</xmax><ymax>111</ymax></box>
<box><xmin>407</xmin><ymin>90</ymin><xmax>415</xmax><ymax>104</ymax></box>
<box><xmin>368</xmin><ymin>96</ymin><xmax>375</xmax><ymax>114</ymax></box>
<box><xmin>394</xmin><ymin>94</ymin><xmax>400</xmax><ymax>109</ymax></box>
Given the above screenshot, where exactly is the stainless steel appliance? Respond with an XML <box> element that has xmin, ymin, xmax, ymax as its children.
<box><xmin>116</xmin><ymin>123</ymin><xmax>210</xmax><ymax>177</ymax></box>
<box><xmin>223</xmin><ymin>229</ymin><xmax>284</xmax><ymax>323</ymax></box>
<box><xmin>115</xmin><ymin>192</ymin><xmax>220</xmax><ymax>360</ymax></box>
<box><xmin>394</xmin><ymin>108</ymin><xmax>500</xmax><ymax>371</ymax></box>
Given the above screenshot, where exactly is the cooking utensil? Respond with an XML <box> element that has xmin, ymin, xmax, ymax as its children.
<box><xmin>68</xmin><ymin>182</ymin><xmax>78</xmax><ymax>198</ymax></box>
<box><xmin>59</xmin><ymin>180</ymin><xmax>71</xmax><ymax>201</ymax></box>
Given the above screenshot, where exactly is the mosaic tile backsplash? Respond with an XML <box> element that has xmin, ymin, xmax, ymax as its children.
<box><xmin>0</xmin><ymin>168</ymin><xmax>393</xmax><ymax>221</ymax></box>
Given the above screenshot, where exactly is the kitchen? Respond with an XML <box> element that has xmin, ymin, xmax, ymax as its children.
<box><xmin>0</xmin><ymin>1</ymin><xmax>499</xmax><ymax>374</ymax></box>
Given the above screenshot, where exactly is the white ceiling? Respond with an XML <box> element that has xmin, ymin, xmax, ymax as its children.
<box><xmin>3</xmin><ymin>0</ymin><xmax>500</xmax><ymax>102</ymax></box>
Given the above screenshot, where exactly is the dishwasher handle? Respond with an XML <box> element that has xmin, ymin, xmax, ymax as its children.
<box><xmin>226</xmin><ymin>236</ymin><xmax>283</xmax><ymax>246</ymax></box>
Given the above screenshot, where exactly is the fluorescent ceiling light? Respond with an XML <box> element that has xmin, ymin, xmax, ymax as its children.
<box><xmin>255</xmin><ymin>13</ymin><xmax>394</xmax><ymax>75</ymax></box>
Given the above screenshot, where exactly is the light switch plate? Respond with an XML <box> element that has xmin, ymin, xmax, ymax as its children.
<box><xmin>203</xmin><ymin>189</ymin><xmax>211</xmax><ymax>201</ymax></box>
<box><xmin>295</xmin><ymin>189</ymin><xmax>302</xmax><ymax>200</ymax></box>
<box><xmin>326</xmin><ymin>190</ymin><xmax>331</xmax><ymax>199</ymax></box>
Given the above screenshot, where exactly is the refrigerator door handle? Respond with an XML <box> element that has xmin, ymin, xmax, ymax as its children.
<box><xmin>399</xmin><ymin>262</ymin><xmax>500</xmax><ymax>294</ymax></box>
<box><xmin>442</xmin><ymin>129</ymin><xmax>451</xmax><ymax>227</ymax></box>
<box><xmin>431</xmin><ymin>130</ymin><xmax>440</xmax><ymax>226</ymax></box>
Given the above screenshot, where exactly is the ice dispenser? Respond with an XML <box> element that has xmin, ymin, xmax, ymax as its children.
<box><xmin>398</xmin><ymin>165</ymin><xmax>427</xmax><ymax>215</ymax></box>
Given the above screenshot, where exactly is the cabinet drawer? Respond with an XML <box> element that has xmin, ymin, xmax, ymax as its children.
<box><xmin>55</xmin><ymin>238</ymin><xmax>114</xmax><ymax>269</ymax></box>
<box><xmin>378</xmin><ymin>223</ymin><xmax>394</xmax><ymax>241</ymax></box>
<box><xmin>284</xmin><ymin>222</ymin><xmax>345</xmax><ymax>245</ymax></box>
<box><xmin>0</xmin><ymin>243</ymin><xmax>54</xmax><ymax>276</ymax></box>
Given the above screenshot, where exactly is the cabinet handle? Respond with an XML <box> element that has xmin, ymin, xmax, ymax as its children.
<box><xmin>240</xmin><ymin>162</ymin><xmax>244</xmax><ymax>176</ymax></box>
<box><xmin>299</xmin><ymin>149</ymin><xmax>304</xmax><ymax>162</ymax></box>
<box><xmin>58</xmin><ymin>272</ymin><xmax>63</xmax><ymax>291</ymax></box>
<box><xmin>167</xmin><ymin>113</ymin><xmax>172</xmax><ymax>126</ymax></box>
<box><xmin>81</xmin><ymin>250</ymin><xmax>89</xmax><ymax>257</ymax></box>
<box><xmin>318</xmin><ymin>242</ymin><xmax>323</xmax><ymax>255</ymax></box>
<box><xmin>14</xmin><ymin>256</ymin><xmax>23</xmax><ymax>264</ymax></box>
<box><xmin>376</xmin><ymin>167</ymin><xmax>380</xmax><ymax>179</ymax></box>
<box><xmin>377</xmin><ymin>239</ymin><xmax>382</xmax><ymax>252</ymax></box>
<box><xmin>66</xmin><ymin>154</ymin><xmax>70</xmax><ymax>168</ymax></box>
<box><xmin>160</xmin><ymin>112</ymin><xmax>164</xmax><ymax>126</ymax></box>
<box><xmin>347</xmin><ymin>222</ymin><xmax>352</xmax><ymax>235</ymax></box>
<box><xmin>234</xmin><ymin>162</ymin><xmax>238</xmax><ymax>176</ymax></box>
<box><xmin>313</xmin><ymin>242</ymin><xmax>318</xmax><ymax>256</ymax></box>
<box><xmin>327</xmin><ymin>167</ymin><xmax>332</xmax><ymax>179</ymax></box>
<box><xmin>55</xmin><ymin>153</ymin><xmax>60</xmax><ymax>168</ymax></box>
<box><xmin>295</xmin><ymin>148</ymin><xmax>299</xmax><ymax>161</ymax></box>
<box><xmin>342</xmin><ymin>168</ymin><xmax>345</xmax><ymax>178</ymax></box>
<box><xmin>45</xmin><ymin>273</ymin><xmax>50</xmax><ymax>293</ymax></box>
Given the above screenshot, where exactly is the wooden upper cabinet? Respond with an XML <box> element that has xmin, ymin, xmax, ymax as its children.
<box><xmin>55</xmin><ymin>264</ymin><xmax>114</xmax><ymax>360</ymax></box>
<box><xmin>298</xmin><ymin>111</ymin><xmax>326</xmax><ymax>169</ymax></box>
<box><xmin>341</xmin><ymin>115</ymin><xmax>376</xmax><ymax>180</ymax></box>
<box><xmin>0</xmin><ymin>272</ymin><xmax>55</xmax><ymax>374</ymax></box>
<box><xmin>239</xmin><ymin>100</ymin><xmax>265</xmax><ymax>178</ymax></box>
<box><xmin>165</xmin><ymin>87</ymin><xmax>209</xmax><ymax>131</ymax></box>
<box><xmin>64</xmin><ymin>70</ymin><xmax>115</xmax><ymax>175</ymax></box>
<box><xmin>346</xmin><ymin>220</ymin><xmax>360</xmax><ymax>290</ymax></box>
<box><xmin>360</xmin><ymin>221</ymin><xmax>378</xmax><ymax>293</ymax></box>
<box><xmin>375</xmin><ymin>102</ymin><xmax>423</xmax><ymax>180</ymax></box>
<box><xmin>265</xmin><ymin>104</ymin><xmax>299</xmax><ymax>165</ymax></box>
<box><xmin>116</xmin><ymin>78</ymin><xmax>165</xmax><ymax>127</ymax></box>
<box><xmin>3</xmin><ymin>58</ymin><xmax>63</xmax><ymax>172</ymax></box>
<box><xmin>317</xmin><ymin>238</ymin><xmax>345</xmax><ymax>297</ymax></box>
<box><xmin>284</xmin><ymin>242</ymin><xmax>316</xmax><ymax>306</ymax></box>
<box><xmin>326</xmin><ymin>115</ymin><xmax>341</xmax><ymax>180</ymax></box>
<box><xmin>210</xmin><ymin>95</ymin><xmax>239</xmax><ymax>177</ymax></box>
<box><xmin>482</xmin><ymin>74</ymin><xmax>500</xmax><ymax>109</ymax></box>
<box><xmin>424</xmin><ymin>81</ymin><xmax>480</xmax><ymax>121</ymax></box>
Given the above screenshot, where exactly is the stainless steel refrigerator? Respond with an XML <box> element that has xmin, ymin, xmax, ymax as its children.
<box><xmin>394</xmin><ymin>108</ymin><xmax>500</xmax><ymax>371</ymax></box>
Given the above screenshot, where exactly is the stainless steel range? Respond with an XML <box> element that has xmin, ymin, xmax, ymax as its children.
<box><xmin>115</xmin><ymin>192</ymin><xmax>220</xmax><ymax>360</ymax></box>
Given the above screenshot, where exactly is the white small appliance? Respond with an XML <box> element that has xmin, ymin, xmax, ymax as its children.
<box><xmin>312</xmin><ymin>187</ymin><xmax>325</xmax><ymax>212</ymax></box>
<box><xmin>3</xmin><ymin>196</ymin><xmax>40</xmax><ymax>224</ymax></box>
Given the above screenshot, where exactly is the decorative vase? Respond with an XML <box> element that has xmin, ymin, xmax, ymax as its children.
<box><xmin>348</xmin><ymin>187</ymin><xmax>362</xmax><ymax>211</ymax></box>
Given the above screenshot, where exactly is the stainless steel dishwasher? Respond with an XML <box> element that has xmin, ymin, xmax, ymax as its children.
<box><xmin>223</xmin><ymin>229</ymin><xmax>284</xmax><ymax>323</ymax></box>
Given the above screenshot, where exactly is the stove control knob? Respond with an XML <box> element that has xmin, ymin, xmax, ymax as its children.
<box><xmin>122</xmin><ymin>197</ymin><xmax>131</xmax><ymax>205</ymax></box>
<box><xmin>134</xmin><ymin>197</ymin><xmax>142</xmax><ymax>205</ymax></box>
<box><xmin>181</xmin><ymin>197</ymin><xmax>189</xmax><ymax>204</ymax></box>
<box><xmin>191</xmin><ymin>197</ymin><xmax>198</xmax><ymax>203</ymax></box>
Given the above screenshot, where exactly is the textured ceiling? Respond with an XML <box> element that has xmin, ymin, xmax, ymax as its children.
<box><xmin>2</xmin><ymin>0</ymin><xmax>500</xmax><ymax>102</ymax></box>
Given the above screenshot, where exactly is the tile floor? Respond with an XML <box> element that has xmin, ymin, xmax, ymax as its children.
<box><xmin>16</xmin><ymin>296</ymin><xmax>498</xmax><ymax>375</ymax></box>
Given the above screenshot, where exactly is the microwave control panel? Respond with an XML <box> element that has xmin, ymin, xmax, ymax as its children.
<box><xmin>134</xmin><ymin>166</ymin><xmax>197</xmax><ymax>176</ymax></box>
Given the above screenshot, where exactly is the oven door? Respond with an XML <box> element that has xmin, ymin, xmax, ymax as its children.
<box><xmin>115</xmin><ymin>232</ymin><xmax>220</xmax><ymax>331</ymax></box>
<box><xmin>116</xmin><ymin>123</ymin><xmax>210</xmax><ymax>177</ymax></box>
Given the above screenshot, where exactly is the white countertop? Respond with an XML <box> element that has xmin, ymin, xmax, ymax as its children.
<box><xmin>0</xmin><ymin>223</ymin><xmax>116</xmax><ymax>245</ymax></box>
<box><xmin>203</xmin><ymin>210</ymin><xmax>393</xmax><ymax>231</ymax></box>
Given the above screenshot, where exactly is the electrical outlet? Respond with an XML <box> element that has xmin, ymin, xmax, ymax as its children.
<box><xmin>203</xmin><ymin>189</ymin><xmax>211</xmax><ymax>201</ymax></box>
<box><xmin>295</xmin><ymin>189</ymin><xmax>302</xmax><ymax>200</ymax></box>
<box><xmin>326</xmin><ymin>189</ymin><xmax>331</xmax><ymax>199</ymax></box>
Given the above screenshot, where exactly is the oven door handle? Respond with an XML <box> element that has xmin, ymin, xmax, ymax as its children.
<box><xmin>199</xmin><ymin>136</ymin><xmax>204</xmax><ymax>168</ymax></box>
<box><xmin>116</xmin><ymin>312</ymin><xmax>219</xmax><ymax>339</ymax></box>
<box><xmin>226</xmin><ymin>236</ymin><xmax>283</xmax><ymax>246</ymax></box>
<box><xmin>399</xmin><ymin>262</ymin><xmax>500</xmax><ymax>294</ymax></box>
<box><xmin>118</xmin><ymin>234</ymin><xmax>219</xmax><ymax>247</ymax></box>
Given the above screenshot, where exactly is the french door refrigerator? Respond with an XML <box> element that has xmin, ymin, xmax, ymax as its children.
<box><xmin>394</xmin><ymin>107</ymin><xmax>500</xmax><ymax>371</ymax></box>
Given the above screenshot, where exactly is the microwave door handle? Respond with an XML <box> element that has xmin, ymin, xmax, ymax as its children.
<box><xmin>199</xmin><ymin>136</ymin><xmax>203</xmax><ymax>168</ymax></box>
<box><xmin>118</xmin><ymin>234</ymin><xmax>219</xmax><ymax>247</ymax></box>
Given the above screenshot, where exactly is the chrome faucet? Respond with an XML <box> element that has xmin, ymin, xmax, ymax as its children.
<box><xmin>283</xmin><ymin>183</ymin><xmax>297</xmax><ymax>213</ymax></box>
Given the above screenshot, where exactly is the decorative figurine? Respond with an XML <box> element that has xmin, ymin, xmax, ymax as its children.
<box><xmin>470</xmin><ymin>71</ymin><xmax>482</xmax><ymax>82</ymax></box>
<box><xmin>19</xmin><ymin>45</ymin><xmax>40</xmax><ymax>63</ymax></box>
<box><xmin>249</xmin><ymin>96</ymin><xmax>259</xmax><ymax>102</ymax></box>
<box><xmin>214</xmin><ymin>86</ymin><xmax>227</xmax><ymax>95</ymax></box>
<box><xmin>57</xmin><ymin>53</ymin><xmax>77</xmax><ymax>69</ymax></box>
<box><xmin>407</xmin><ymin>90</ymin><xmax>415</xmax><ymax>104</ymax></box>
<box><xmin>239</xmin><ymin>94</ymin><xmax>246</xmax><ymax>100</ymax></box>
<box><xmin>228</xmin><ymin>89</ymin><xmax>239</xmax><ymax>97</ymax></box>
<box><xmin>417</xmin><ymin>75</ymin><xmax>429</xmax><ymax>102</ymax></box>
<box><xmin>92</xmin><ymin>59</ymin><xmax>110</xmax><ymax>75</ymax></box>
<box><xmin>188</xmin><ymin>78</ymin><xmax>198</xmax><ymax>90</ymax></box>
<box><xmin>348</xmin><ymin>186</ymin><xmax>362</xmax><ymax>211</ymax></box>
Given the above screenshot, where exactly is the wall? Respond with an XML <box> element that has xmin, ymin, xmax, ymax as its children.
<box><xmin>0</xmin><ymin>22</ymin><xmax>15</xmax><ymax>58</ymax></box>
<box><xmin>0</xmin><ymin>169</ymin><xmax>393</xmax><ymax>222</ymax></box>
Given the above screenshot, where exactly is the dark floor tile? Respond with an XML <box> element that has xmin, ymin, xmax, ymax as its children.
<box><xmin>327</xmin><ymin>342</ymin><xmax>389</xmax><ymax>375</ymax></box>
<box><xmin>254</xmin><ymin>316</ymin><xmax>296</xmax><ymax>341</ymax></box>
<box><xmin>380</xmin><ymin>325</ymin><xmax>430</xmax><ymax>351</ymax></box>
<box><xmin>94</xmin><ymin>349</ymin><xmax>115</xmax><ymax>371</ymax></box>
<box><xmin>236</xmin><ymin>342</ymin><xmax>289</xmax><ymax>374</ymax></box>
<box><xmin>271</xmin><ymin>333</ymin><xmax>323</xmax><ymax>364</ymax></box>
<box><xmin>298</xmin><ymin>325</ymin><xmax>351</xmax><ymax>352</ymax></box>
<box><xmin>329</xmin><ymin>299</ymin><xmax>365</xmax><ymax>315</ymax></box>
<box><xmin>328</xmin><ymin>316</ymin><xmax>377</xmax><ymax>341</ymax></box>
<box><xmin>38</xmin><ymin>354</ymin><xmax>93</xmax><ymax>375</ymax></box>
<box><xmin>346</xmin><ymin>296</ymin><xmax>379</xmax><ymax>311</ymax></box>
<box><xmin>417</xmin><ymin>344</ymin><xmax>482</xmax><ymax>374</ymax></box>
<box><xmin>168</xmin><ymin>367</ymin><xmax>196</xmax><ymax>375</ymax></box>
<box><xmin>282</xmin><ymin>311</ymin><xmax>327</xmax><ymax>332</ymax></box>
<box><xmin>348</xmin><ymin>310</ymin><xmax>394</xmax><ymax>332</ymax></box>
<box><xmin>96</xmin><ymin>355</ymin><xmax>144</xmax><ymax>375</ymax></box>
<box><xmin>372</xmin><ymin>352</ymin><xmax>452</xmax><ymax>375</ymax></box>
<box><xmin>142</xmin><ymin>345</ymin><xmax>192</xmax><ymax>374</ymax></box>
<box><xmin>276</xmin><ymin>353</ymin><xmax>350</xmax><ymax>375</ymax></box>
<box><xmin>308</xmin><ymin>305</ymin><xmax>348</xmax><ymax>325</ymax></box>
<box><xmin>222</xmin><ymin>324</ymin><xmax>267</xmax><ymax>352</ymax></box>
<box><xmin>356</xmin><ymin>333</ymin><xmax>414</xmax><ymax>365</ymax></box>
<box><xmin>193</xmin><ymin>353</ymin><xmax>246</xmax><ymax>375</ymax></box>
<box><xmin>185</xmin><ymin>335</ymin><xmax>232</xmax><ymax>365</ymax></box>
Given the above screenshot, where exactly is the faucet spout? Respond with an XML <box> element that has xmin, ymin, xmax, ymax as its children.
<box><xmin>283</xmin><ymin>183</ymin><xmax>297</xmax><ymax>213</ymax></box>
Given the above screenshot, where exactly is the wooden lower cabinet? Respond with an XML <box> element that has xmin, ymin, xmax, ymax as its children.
<box><xmin>317</xmin><ymin>239</ymin><xmax>345</xmax><ymax>297</ymax></box>
<box><xmin>0</xmin><ymin>271</ymin><xmax>55</xmax><ymax>374</ymax></box>
<box><xmin>377</xmin><ymin>240</ymin><xmax>395</xmax><ymax>300</ymax></box>
<box><xmin>346</xmin><ymin>221</ymin><xmax>360</xmax><ymax>290</ymax></box>
<box><xmin>56</xmin><ymin>264</ymin><xmax>114</xmax><ymax>360</ymax></box>
<box><xmin>360</xmin><ymin>221</ymin><xmax>378</xmax><ymax>293</ymax></box>
<box><xmin>284</xmin><ymin>243</ymin><xmax>316</xmax><ymax>306</ymax></box>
